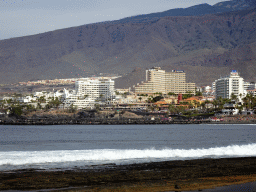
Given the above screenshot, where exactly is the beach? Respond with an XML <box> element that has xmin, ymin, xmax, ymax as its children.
<box><xmin>1</xmin><ymin>124</ymin><xmax>255</xmax><ymax>191</ymax></box>
<box><xmin>1</xmin><ymin>157</ymin><xmax>256</xmax><ymax>191</ymax></box>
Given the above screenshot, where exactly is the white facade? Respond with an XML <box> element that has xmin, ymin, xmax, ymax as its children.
<box><xmin>244</xmin><ymin>82</ymin><xmax>256</xmax><ymax>90</ymax></box>
<box><xmin>63</xmin><ymin>78</ymin><xmax>115</xmax><ymax>109</ymax></box>
<box><xmin>17</xmin><ymin>96</ymin><xmax>37</xmax><ymax>103</ymax></box>
<box><xmin>221</xmin><ymin>101</ymin><xmax>239</xmax><ymax>115</ymax></box>
<box><xmin>134</xmin><ymin>67</ymin><xmax>195</xmax><ymax>94</ymax></box>
<box><xmin>74</xmin><ymin>78</ymin><xmax>115</xmax><ymax>100</ymax></box>
<box><xmin>215</xmin><ymin>70</ymin><xmax>245</xmax><ymax>101</ymax></box>
<box><xmin>247</xmin><ymin>89</ymin><xmax>256</xmax><ymax>97</ymax></box>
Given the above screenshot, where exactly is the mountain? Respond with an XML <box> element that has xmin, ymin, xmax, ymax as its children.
<box><xmin>108</xmin><ymin>0</ymin><xmax>255</xmax><ymax>24</ymax></box>
<box><xmin>0</xmin><ymin>2</ymin><xmax>256</xmax><ymax>89</ymax></box>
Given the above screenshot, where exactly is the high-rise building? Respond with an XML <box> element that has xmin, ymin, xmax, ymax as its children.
<box><xmin>63</xmin><ymin>78</ymin><xmax>115</xmax><ymax>109</ymax></box>
<box><xmin>215</xmin><ymin>70</ymin><xmax>245</xmax><ymax>100</ymax></box>
<box><xmin>134</xmin><ymin>67</ymin><xmax>195</xmax><ymax>94</ymax></box>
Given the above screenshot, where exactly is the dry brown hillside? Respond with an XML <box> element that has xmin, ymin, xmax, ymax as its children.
<box><xmin>0</xmin><ymin>8</ymin><xmax>256</xmax><ymax>87</ymax></box>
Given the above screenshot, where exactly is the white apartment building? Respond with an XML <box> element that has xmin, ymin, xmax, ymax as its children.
<box><xmin>63</xmin><ymin>78</ymin><xmax>115</xmax><ymax>109</ymax></box>
<box><xmin>212</xmin><ymin>82</ymin><xmax>216</xmax><ymax>92</ymax></box>
<box><xmin>215</xmin><ymin>70</ymin><xmax>245</xmax><ymax>101</ymax></box>
<box><xmin>134</xmin><ymin>67</ymin><xmax>195</xmax><ymax>94</ymax></box>
<box><xmin>247</xmin><ymin>89</ymin><xmax>256</xmax><ymax>97</ymax></box>
<box><xmin>244</xmin><ymin>82</ymin><xmax>256</xmax><ymax>90</ymax></box>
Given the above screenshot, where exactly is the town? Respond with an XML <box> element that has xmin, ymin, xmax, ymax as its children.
<box><xmin>0</xmin><ymin>67</ymin><xmax>256</xmax><ymax>124</ymax></box>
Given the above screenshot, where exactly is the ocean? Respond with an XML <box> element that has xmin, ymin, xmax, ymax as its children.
<box><xmin>0</xmin><ymin>124</ymin><xmax>256</xmax><ymax>171</ymax></box>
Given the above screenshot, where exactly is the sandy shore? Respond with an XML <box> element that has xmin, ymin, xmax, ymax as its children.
<box><xmin>1</xmin><ymin>157</ymin><xmax>256</xmax><ymax>191</ymax></box>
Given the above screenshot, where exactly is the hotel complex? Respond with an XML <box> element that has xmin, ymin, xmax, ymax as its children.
<box><xmin>214</xmin><ymin>70</ymin><xmax>246</xmax><ymax>101</ymax></box>
<box><xmin>63</xmin><ymin>78</ymin><xmax>115</xmax><ymax>109</ymax></box>
<box><xmin>133</xmin><ymin>67</ymin><xmax>195</xmax><ymax>94</ymax></box>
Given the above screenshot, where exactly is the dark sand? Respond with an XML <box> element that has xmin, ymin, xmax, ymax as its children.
<box><xmin>1</xmin><ymin>157</ymin><xmax>256</xmax><ymax>191</ymax></box>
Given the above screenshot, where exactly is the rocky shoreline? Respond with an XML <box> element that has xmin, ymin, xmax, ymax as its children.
<box><xmin>1</xmin><ymin>117</ymin><xmax>256</xmax><ymax>125</ymax></box>
<box><xmin>1</xmin><ymin>157</ymin><xmax>256</xmax><ymax>191</ymax></box>
<box><xmin>1</xmin><ymin>119</ymin><xmax>255</xmax><ymax>125</ymax></box>
<box><xmin>1</xmin><ymin>110</ymin><xmax>256</xmax><ymax>125</ymax></box>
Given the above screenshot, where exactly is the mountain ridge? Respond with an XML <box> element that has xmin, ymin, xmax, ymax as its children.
<box><xmin>0</xmin><ymin>2</ymin><xmax>256</xmax><ymax>88</ymax></box>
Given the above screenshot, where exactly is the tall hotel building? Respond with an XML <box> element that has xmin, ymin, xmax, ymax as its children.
<box><xmin>134</xmin><ymin>67</ymin><xmax>195</xmax><ymax>94</ymax></box>
<box><xmin>215</xmin><ymin>70</ymin><xmax>245</xmax><ymax>100</ymax></box>
<box><xmin>63</xmin><ymin>78</ymin><xmax>115</xmax><ymax>109</ymax></box>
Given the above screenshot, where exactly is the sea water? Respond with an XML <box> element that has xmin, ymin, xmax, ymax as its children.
<box><xmin>0</xmin><ymin>124</ymin><xmax>255</xmax><ymax>171</ymax></box>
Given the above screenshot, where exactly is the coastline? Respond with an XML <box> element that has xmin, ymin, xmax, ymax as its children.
<box><xmin>1</xmin><ymin>157</ymin><xmax>256</xmax><ymax>191</ymax></box>
<box><xmin>1</xmin><ymin>111</ymin><xmax>256</xmax><ymax>125</ymax></box>
<box><xmin>1</xmin><ymin>118</ymin><xmax>256</xmax><ymax>125</ymax></box>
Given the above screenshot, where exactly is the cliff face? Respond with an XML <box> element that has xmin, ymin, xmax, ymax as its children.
<box><xmin>0</xmin><ymin>6</ymin><xmax>256</xmax><ymax>88</ymax></box>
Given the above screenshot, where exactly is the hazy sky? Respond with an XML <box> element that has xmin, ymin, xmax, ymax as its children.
<box><xmin>0</xmin><ymin>0</ymin><xmax>228</xmax><ymax>40</ymax></box>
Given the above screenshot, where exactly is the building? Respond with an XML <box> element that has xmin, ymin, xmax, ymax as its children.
<box><xmin>221</xmin><ymin>101</ymin><xmax>240</xmax><ymax>115</ymax></box>
<box><xmin>215</xmin><ymin>70</ymin><xmax>245</xmax><ymax>101</ymax></box>
<box><xmin>247</xmin><ymin>89</ymin><xmax>256</xmax><ymax>97</ymax></box>
<box><xmin>133</xmin><ymin>67</ymin><xmax>195</xmax><ymax>94</ymax></box>
<box><xmin>63</xmin><ymin>78</ymin><xmax>115</xmax><ymax>109</ymax></box>
<box><xmin>244</xmin><ymin>82</ymin><xmax>256</xmax><ymax>90</ymax></box>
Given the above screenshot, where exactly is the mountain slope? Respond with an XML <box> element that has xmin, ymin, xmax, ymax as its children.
<box><xmin>109</xmin><ymin>0</ymin><xmax>255</xmax><ymax>24</ymax></box>
<box><xmin>0</xmin><ymin>7</ymin><xmax>256</xmax><ymax>88</ymax></box>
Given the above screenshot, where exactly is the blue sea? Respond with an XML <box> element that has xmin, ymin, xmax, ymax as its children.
<box><xmin>0</xmin><ymin>124</ymin><xmax>256</xmax><ymax>171</ymax></box>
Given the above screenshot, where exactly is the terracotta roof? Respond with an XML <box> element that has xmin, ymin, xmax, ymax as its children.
<box><xmin>154</xmin><ymin>101</ymin><xmax>167</xmax><ymax>105</ymax></box>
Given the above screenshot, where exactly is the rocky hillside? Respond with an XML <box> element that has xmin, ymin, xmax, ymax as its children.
<box><xmin>0</xmin><ymin>3</ymin><xmax>256</xmax><ymax>88</ymax></box>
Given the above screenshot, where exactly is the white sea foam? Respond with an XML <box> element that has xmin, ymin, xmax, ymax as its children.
<box><xmin>1</xmin><ymin>143</ymin><xmax>256</xmax><ymax>170</ymax></box>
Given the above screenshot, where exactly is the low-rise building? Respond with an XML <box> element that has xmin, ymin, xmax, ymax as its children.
<box><xmin>247</xmin><ymin>89</ymin><xmax>256</xmax><ymax>97</ymax></box>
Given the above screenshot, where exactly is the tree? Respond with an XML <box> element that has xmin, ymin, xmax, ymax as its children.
<box><xmin>242</xmin><ymin>96</ymin><xmax>249</xmax><ymax>110</ymax></box>
<box><xmin>182</xmin><ymin>91</ymin><xmax>193</xmax><ymax>99</ymax></box>
<box><xmin>6</xmin><ymin>99</ymin><xmax>13</xmax><ymax>104</ymax></box>
<box><xmin>168</xmin><ymin>104</ymin><xmax>177</xmax><ymax>114</ymax></box>
<box><xmin>188</xmin><ymin>103</ymin><xmax>194</xmax><ymax>109</ymax></box>
<box><xmin>138</xmin><ymin>97</ymin><xmax>142</xmax><ymax>102</ymax></box>
<box><xmin>94</xmin><ymin>104</ymin><xmax>100</xmax><ymax>111</ymax></box>
<box><xmin>212</xmin><ymin>100</ymin><xmax>218</xmax><ymax>110</ymax></box>
<box><xmin>195</xmin><ymin>91</ymin><xmax>202</xmax><ymax>96</ymax></box>
<box><xmin>201</xmin><ymin>102</ymin><xmax>206</xmax><ymax>111</ymax></box>
<box><xmin>147</xmin><ymin>97</ymin><xmax>152</xmax><ymax>103</ymax></box>
<box><xmin>0</xmin><ymin>100</ymin><xmax>5</xmax><ymax>109</ymax></box>
<box><xmin>37</xmin><ymin>102</ymin><xmax>42</xmax><ymax>110</ymax></box>
<box><xmin>216</xmin><ymin>96</ymin><xmax>229</xmax><ymax>110</ymax></box>
<box><xmin>152</xmin><ymin>96</ymin><xmax>163</xmax><ymax>103</ymax></box>
<box><xmin>99</xmin><ymin>94</ymin><xmax>104</xmax><ymax>100</ymax></box>
<box><xmin>231</xmin><ymin>93</ymin><xmax>237</xmax><ymax>101</ymax></box>
<box><xmin>68</xmin><ymin>104</ymin><xmax>77</xmax><ymax>113</ymax></box>
<box><xmin>10</xmin><ymin>105</ymin><xmax>23</xmax><ymax>117</ymax></box>
<box><xmin>38</xmin><ymin>96</ymin><xmax>46</xmax><ymax>103</ymax></box>
<box><xmin>48</xmin><ymin>97</ymin><xmax>62</xmax><ymax>109</ymax></box>
<box><xmin>168</xmin><ymin>92</ymin><xmax>176</xmax><ymax>96</ymax></box>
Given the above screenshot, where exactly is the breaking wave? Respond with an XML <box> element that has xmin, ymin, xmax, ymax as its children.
<box><xmin>1</xmin><ymin>143</ymin><xmax>255</xmax><ymax>171</ymax></box>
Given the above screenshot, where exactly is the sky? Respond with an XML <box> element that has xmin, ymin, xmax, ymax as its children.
<box><xmin>0</xmin><ymin>0</ymin><xmax>228</xmax><ymax>40</ymax></box>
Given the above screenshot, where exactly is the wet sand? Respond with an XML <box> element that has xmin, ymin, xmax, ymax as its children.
<box><xmin>1</xmin><ymin>157</ymin><xmax>256</xmax><ymax>191</ymax></box>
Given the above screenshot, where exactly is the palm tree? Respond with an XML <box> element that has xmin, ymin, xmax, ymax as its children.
<box><xmin>212</xmin><ymin>100</ymin><xmax>218</xmax><ymax>110</ymax></box>
<box><xmin>168</xmin><ymin>104</ymin><xmax>176</xmax><ymax>114</ymax></box>
<box><xmin>201</xmin><ymin>102</ymin><xmax>206</xmax><ymax>111</ymax></box>
<box><xmin>231</xmin><ymin>93</ymin><xmax>237</xmax><ymax>101</ymax></box>
<box><xmin>243</xmin><ymin>95</ymin><xmax>249</xmax><ymax>110</ymax></box>
<box><xmin>247</xmin><ymin>93</ymin><xmax>254</xmax><ymax>110</ymax></box>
